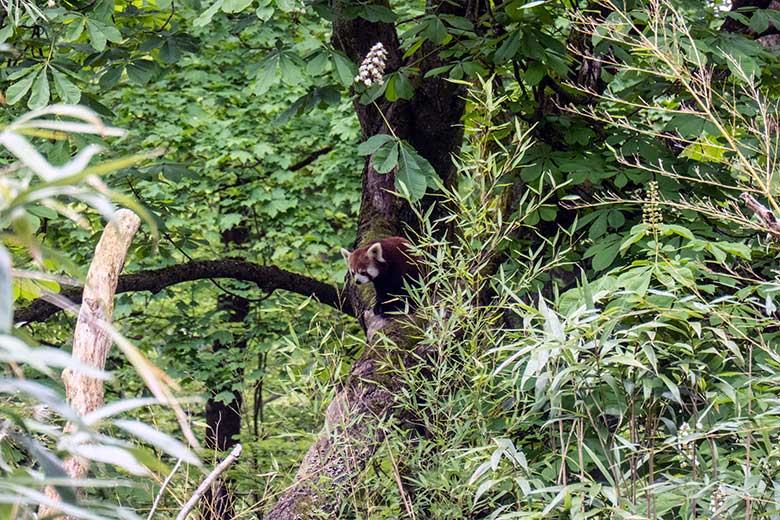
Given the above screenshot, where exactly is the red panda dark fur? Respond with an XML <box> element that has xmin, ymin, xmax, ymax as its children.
<box><xmin>340</xmin><ymin>236</ymin><xmax>421</xmax><ymax>316</ymax></box>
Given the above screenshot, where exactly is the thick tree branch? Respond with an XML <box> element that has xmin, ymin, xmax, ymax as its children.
<box><xmin>15</xmin><ymin>259</ymin><xmax>353</xmax><ymax>324</ymax></box>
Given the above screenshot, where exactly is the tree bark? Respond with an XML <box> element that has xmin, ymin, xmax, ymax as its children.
<box><xmin>202</xmin><ymin>294</ymin><xmax>247</xmax><ymax>520</ymax></box>
<box><xmin>334</xmin><ymin>0</ymin><xmax>479</xmax><ymax>318</ymax></box>
<box><xmin>38</xmin><ymin>209</ymin><xmax>141</xmax><ymax>519</ymax></box>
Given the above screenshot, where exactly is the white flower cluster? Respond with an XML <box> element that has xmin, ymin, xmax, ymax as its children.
<box><xmin>354</xmin><ymin>42</ymin><xmax>387</xmax><ymax>87</ymax></box>
<box><xmin>676</xmin><ymin>422</ymin><xmax>695</xmax><ymax>468</ymax></box>
<box><xmin>710</xmin><ymin>483</ymin><xmax>726</xmax><ymax>517</ymax></box>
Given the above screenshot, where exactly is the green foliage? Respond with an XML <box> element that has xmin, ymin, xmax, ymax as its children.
<box><xmin>336</xmin><ymin>79</ymin><xmax>779</xmax><ymax>519</ymax></box>
<box><xmin>4</xmin><ymin>0</ymin><xmax>780</xmax><ymax>518</ymax></box>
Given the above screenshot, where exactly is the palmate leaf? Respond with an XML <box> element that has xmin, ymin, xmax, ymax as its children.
<box><xmin>396</xmin><ymin>142</ymin><xmax>435</xmax><ymax>201</ymax></box>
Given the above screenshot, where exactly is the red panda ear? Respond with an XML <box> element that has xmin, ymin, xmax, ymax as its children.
<box><xmin>340</xmin><ymin>248</ymin><xmax>351</xmax><ymax>265</ymax></box>
<box><xmin>367</xmin><ymin>242</ymin><xmax>385</xmax><ymax>263</ymax></box>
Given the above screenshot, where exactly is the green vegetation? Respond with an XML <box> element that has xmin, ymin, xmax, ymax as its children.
<box><xmin>1</xmin><ymin>0</ymin><xmax>779</xmax><ymax>518</ymax></box>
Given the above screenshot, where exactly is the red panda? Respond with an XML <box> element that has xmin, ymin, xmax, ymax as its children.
<box><xmin>340</xmin><ymin>236</ymin><xmax>421</xmax><ymax>316</ymax></box>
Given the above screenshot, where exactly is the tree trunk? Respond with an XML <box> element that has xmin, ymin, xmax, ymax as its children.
<box><xmin>202</xmin><ymin>225</ymin><xmax>251</xmax><ymax>520</ymax></box>
<box><xmin>265</xmin><ymin>3</ymin><xmax>483</xmax><ymax>517</ymax></box>
<box><xmin>265</xmin><ymin>315</ymin><xmax>427</xmax><ymax>519</ymax></box>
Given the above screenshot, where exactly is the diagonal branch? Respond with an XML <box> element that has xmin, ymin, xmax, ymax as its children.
<box><xmin>15</xmin><ymin>259</ymin><xmax>354</xmax><ymax>324</ymax></box>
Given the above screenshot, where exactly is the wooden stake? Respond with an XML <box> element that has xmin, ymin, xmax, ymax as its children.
<box><xmin>39</xmin><ymin>209</ymin><xmax>141</xmax><ymax>519</ymax></box>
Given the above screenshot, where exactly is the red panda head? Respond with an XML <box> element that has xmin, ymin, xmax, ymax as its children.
<box><xmin>340</xmin><ymin>242</ymin><xmax>385</xmax><ymax>285</ymax></box>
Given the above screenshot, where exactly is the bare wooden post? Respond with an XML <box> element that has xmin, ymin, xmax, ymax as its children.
<box><xmin>39</xmin><ymin>209</ymin><xmax>141</xmax><ymax>518</ymax></box>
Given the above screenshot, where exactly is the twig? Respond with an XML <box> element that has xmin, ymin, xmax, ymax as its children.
<box><xmin>147</xmin><ymin>459</ymin><xmax>183</xmax><ymax>520</ymax></box>
<box><xmin>739</xmin><ymin>193</ymin><xmax>780</xmax><ymax>238</ymax></box>
<box><xmin>175</xmin><ymin>444</ymin><xmax>243</xmax><ymax>520</ymax></box>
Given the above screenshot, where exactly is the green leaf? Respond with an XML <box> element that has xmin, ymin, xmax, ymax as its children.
<box><xmin>659</xmin><ymin>374</ymin><xmax>682</xmax><ymax>404</ymax></box>
<box><xmin>395</xmin><ymin>72</ymin><xmax>413</xmax><ymax>100</ymax></box>
<box><xmin>331</xmin><ymin>52</ymin><xmax>355</xmax><ymax>87</ymax></box>
<box><xmin>359</xmin><ymin>4</ymin><xmax>396</xmax><ymax>23</ymax></box>
<box><xmin>99</xmin><ymin>65</ymin><xmax>124</xmax><ymax>89</ymax></box>
<box><xmin>256</xmin><ymin>5</ymin><xmax>274</xmax><ymax>20</ymax></box>
<box><xmin>275</xmin><ymin>0</ymin><xmax>295</xmax><ymax>11</ymax></box>
<box><xmin>213</xmin><ymin>390</ymin><xmax>236</xmax><ymax>404</ymax></box>
<box><xmin>440</xmin><ymin>14</ymin><xmax>473</xmax><ymax>31</ymax></box>
<box><xmin>396</xmin><ymin>143</ymin><xmax>435</xmax><ymax>201</ymax></box>
<box><xmin>86</xmin><ymin>19</ymin><xmax>107</xmax><ymax>50</ymax></box>
<box><xmin>28</xmin><ymin>68</ymin><xmax>50</xmax><ymax>109</ymax></box>
<box><xmin>715</xmin><ymin>241</ymin><xmax>751</xmax><ymax>260</ymax></box>
<box><xmin>0</xmin><ymin>23</ymin><xmax>13</xmax><ymax>44</ymax></box>
<box><xmin>252</xmin><ymin>54</ymin><xmax>280</xmax><ymax>95</ymax></box>
<box><xmin>661</xmin><ymin>224</ymin><xmax>693</xmax><ymax>240</ymax></box>
<box><xmin>357</xmin><ymin>134</ymin><xmax>394</xmax><ymax>156</ymax></box>
<box><xmin>726</xmin><ymin>53</ymin><xmax>759</xmax><ymax>81</ymax></box>
<box><xmin>495</xmin><ymin>31</ymin><xmax>521</xmax><ymax>63</ymax></box>
<box><xmin>5</xmin><ymin>69</ymin><xmax>38</xmax><ymax>106</ymax></box>
<box><xmin>680</xmin><ymin>134</ymin><xmax>728</xmax><ymax>163</ymax></box>
<box><xmin>385</xmin><ymin>74</ymin><xmax>398</xmax><ymax>102</ymax></box>
<box><xmin>372</xmin><ymin>142</ymin><xmax>398</xmax><ymax>174</ymax></box>
<box><xmin>222</xmin><ymin>0</ymin><xmax>252</xmax><ymax>13</ymax></box>
<box><xmin>194</xmin><ymin>0</ymin><xmax>223</xmax><ymax>26</ymax></box>
<box><xmin>589</xmin><ymin>237</ymin><xmax>621</xmax><ymax>271</ymax></box>
<box><xmin>126</xmin><ymin>60</ymin><xmax>159</xmax><ymax>85</ymax></box>
<box><xmin>159</xmin><ymin>39</ymin><xmax>181</xmax><ymax>64</ymax></box>
<box><xmin>523</xmin><ymin>61</ymin><xmax>545</xmax><ymax>86</ymax></box>
<box><xmin>279</xmin><ymin>55</ymin><xmax>303</xmax><ymax>85</ymax></box>
<box><xmin>749</xmin><ymin>10</ymin><xmax>770</xmax><ymax>33</ymax></box>
<box><xmin>0</xmin><ymin>247</ymin><xmax>11</xmax><ymax>334</ymax></box>
<box><xmin>87</xmin><ymin>19</ymin><xmax>122</xmax><ymax>51</ymax></box>
<box><xmin>616</xmin><ymin>266</ymin><xmax>652</xmax><ymax>296</ymax></box>
<box><xmin>424</xmin><ymin>16</ymin><xmax>448</xmax><ymax>44</ymax></box>
<box><xmin>63</xmin><ymin>16</ymin><xmax>85</xmax><ymax>41</ymax></box>
<box><xmin>306</xmin><ymin>51</ymin><xmax>328</xmax><ymax>75</ymax></box>
<box><xmin>619</xmin><ymin>224</ymin><xmax>648</xmax><ymax>254</ymax></box>
<box><xmin>52</xmin><ymin>69</ymin><xmax>81</xmax><ymax>104</ymax></box>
